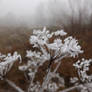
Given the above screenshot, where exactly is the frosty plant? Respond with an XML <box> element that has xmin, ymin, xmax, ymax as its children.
<box><xmin>0</xmin><ymin>52</ymin><xmax>24</xmax><ymax>92</ymax></box>
<box><xmin>0</xmin><ymin>27</ymin><xmax>89</xmax><ymax>92</ymax></box>
<box><xmin>71</xmin><ymin>59</ymin><xmax>92</xmax><ymax>92</ymax></box>
<box><xmin>19</xmin><ymin>27</ymin><xmax>83</xmax><ymax>92</ymax></box>
<box><xmin>0</xmin><ymin>52</ymin><xmax>21</xmax><ymax>79</ymax></box>
<box><xmin>73</xmin><ymin>58</ymin><xmax>92</xmax><ymax>83</ymax></box>
<box><xmin>61</xmin><ymin>59</ymin><xmax>92</xmax><ymax>92</ymax></box>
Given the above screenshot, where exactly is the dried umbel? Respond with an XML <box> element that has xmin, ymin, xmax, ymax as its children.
<box><xmin>19</xmin><ymin>27</ymin><xmax>83</xmax><ymax>71</ymax></box>
<box><xmin>70</xmin><ymin>59</ymin><xmax>92</xmax><ymax>92</ymax></box>
<box><xmin>0</xmin><ymin>52</ymin><xmax>21</xmax><ymax>80</ymax></box>
<box><xmin>73</xmin><ymin>59</ymin><xmax>92</xmax><ymax>83</ymax></box>
<box><xmin>19</xmin><ymin>27</ymin><xmax>83</xmax><ymax>92</ymax></box>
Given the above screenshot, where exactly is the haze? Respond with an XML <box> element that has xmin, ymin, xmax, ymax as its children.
<box><xmin>0</xmin><ymin>0</ymin><xmax>92</xmax><ymax>27</ymax></box>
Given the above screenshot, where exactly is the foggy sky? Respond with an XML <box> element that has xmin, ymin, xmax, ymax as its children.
<box><xmin>0</xmin><ymin>0</ymin><xmax>92</xmax><ymax>27</ymax></box>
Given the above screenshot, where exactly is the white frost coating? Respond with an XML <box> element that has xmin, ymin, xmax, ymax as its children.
<box><xmin>54</xmin><ymin>29</ymin><xmax>67</xmax><ymax>36</ymax></box>
<box><xmin>73</xmin><ymin>58</ymin><xmax>92</xmax><ymax>83</ymax></box>
<box><xmin>28</xmin><ymin>82</ymin><xmax>41</xmax><ymax>92</ymax></box>
<box><xmin>21</xmin><ymin>27</ymin><xmax>83</xmax><ymax>71</ymax></box>
<box><xmin>0</xmin><ymin>27</ymin><xmax>90</xmax><ymax>92</ymax></box>
<box><xmin>0</xmin><ymin>52</ymin><xmax>21</xmax><ymax>79</ymax></box>
<box><xmin>48</xmin><ymin>39</ymin><xmax>62</xmax><ymax>50</ymax></box>
<box><xmin>70</xmin><ymin>77</ymin><xmax>78</xmax><ymax>84</ymax></box>
<box><xmin>45</xmin><ymin>82</ymin><xmax>58</xmax><ymax>92</ymax></box>
<box><xmin>5</xmin><ymin>79</ymin><xmax>24</xmax><ymax>92</ymax></box>
<box><xmin>62</xmin><ymin>36</ymin><xmax>83</xmax><ymax>57</ymax></box>
<box><xmin>68</xmin><ymin>59</ymin><xmax>92</xmax><ymax>92</ymax></box>
<box><xmin>19</xmin><ymin>27</ymin><xmax>83</xmax><ymax>92</ymax></box>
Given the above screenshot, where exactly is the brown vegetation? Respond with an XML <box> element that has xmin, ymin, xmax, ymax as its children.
<box><xmin>0</xmin><ymin>26</ymin><xmax>92</xmax><ymax>92</ymax></box>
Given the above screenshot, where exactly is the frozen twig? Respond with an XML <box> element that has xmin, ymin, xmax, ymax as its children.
<box><xmin>5</xmin><ymin>78</ymin><xmax>24</xmax><ymax>92</ymax></box>
<box><xmin>60</xmin><ymin>84</ymin><xmax>82</xmax><ymax>92</ymax></box>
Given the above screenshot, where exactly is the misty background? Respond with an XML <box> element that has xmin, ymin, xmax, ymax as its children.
<box><xmin>0</xmin><ymin>0</ymin><xmax>92</xmax><ymax>28</ymax></box>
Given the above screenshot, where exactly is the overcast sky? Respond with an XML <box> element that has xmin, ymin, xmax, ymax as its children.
<box><xmin>0</xmin><ymin>0</ymin><xmax>92</xmax><ymax>27</ymax></box>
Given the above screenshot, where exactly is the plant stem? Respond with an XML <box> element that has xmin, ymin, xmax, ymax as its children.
<box><xmin>4</xmin><ymin>78</ymin><xmax>25</xmax><ymax>92</ymax></box>
<box><xmin>60</xmin><ymin>84</ymin><xmax>82</xmax><ymax>92</ymax></box>
<box><xmin>40</xmin><ymin>55</ymin><xmax>66</xmax><ymax>92</ymax></box>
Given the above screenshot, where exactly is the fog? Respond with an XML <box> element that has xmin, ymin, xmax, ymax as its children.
<box><xmin>0</xmin><ymin>0</ymin><xmax>92</xmax><ymax>27</ymax></box>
